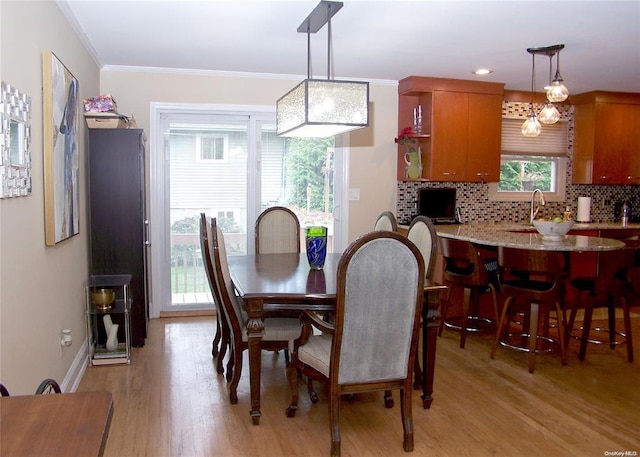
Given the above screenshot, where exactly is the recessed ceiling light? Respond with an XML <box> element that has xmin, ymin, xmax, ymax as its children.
<box><xmin>473</xmin><ymin>68</ymin><xmax>493</xmax><ymax>76</ymax></box>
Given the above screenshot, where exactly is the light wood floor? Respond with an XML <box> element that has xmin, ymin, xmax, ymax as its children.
<box><xmin>78</xmin><ymin>314</ymin><xmax>640</xmax><ymax>457</ymax></box>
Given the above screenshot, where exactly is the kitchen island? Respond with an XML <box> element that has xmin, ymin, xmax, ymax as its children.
<box><xmin>433</xmin><ymin>222</ymin><xmax>633</xmax><ymax>251</ymax></box>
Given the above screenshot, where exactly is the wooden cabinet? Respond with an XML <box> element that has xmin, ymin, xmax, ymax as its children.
<box><xmin>397</xmin><ymin>76</ymin><xmax>504</xmax><ymax>182</ymax></box>
<box><xmin>88</xmin><ymin>129</ymin><xmax>149</xmax><ymax>347</ymax></box>
<box><xmin>572</xmin><ymin>91</ymin><xmax>640</xmax><ymax>185</ymax></box>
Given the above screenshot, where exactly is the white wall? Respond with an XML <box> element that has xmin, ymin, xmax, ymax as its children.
<box><xmin>0</xmin><ymin>1</ymin><xmax>100</xmax><ymax>394</ymax></box>
<box><xmin>99</xmin><ymin>70</ymin><xmax>399</xmax><ymax>243</ymax></box>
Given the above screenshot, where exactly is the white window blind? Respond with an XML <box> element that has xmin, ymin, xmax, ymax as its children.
<box><xmin>501</xmin><ymin>118</ymin><xmax>568</xmax><ymax>156</ymax></box>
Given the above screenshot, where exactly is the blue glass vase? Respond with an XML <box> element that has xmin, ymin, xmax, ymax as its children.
<box><xmin>305</xmin><ymin>226</ymin><xmax>328</xmax><ymax>270</ymax></box>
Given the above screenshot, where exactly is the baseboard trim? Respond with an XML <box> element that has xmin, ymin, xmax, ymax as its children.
<box><xmin>63</xmin><ymin>339</ymin><xmax>89</xmax><ymax>393</ymax></box>
<box><xmin>159</xmin><ymin>309</ymin><xmax>216</xmax><ymax>318</ymax></box>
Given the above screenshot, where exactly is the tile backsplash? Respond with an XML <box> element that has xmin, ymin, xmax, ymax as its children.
<box><xmin>397</xmin><ymin>101</ymin><xmax>640</xmax><ymax>225</ymax></box>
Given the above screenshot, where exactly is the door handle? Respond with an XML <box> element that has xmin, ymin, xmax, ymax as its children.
<box><xmin>144</xmin><ymin>219</ymin><xmax>151</xmax><ymax>246</ymax></box>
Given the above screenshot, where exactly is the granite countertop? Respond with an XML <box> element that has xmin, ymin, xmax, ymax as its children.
<box><xmin>432</xmin><ymin>222</ymin><xmax>637</xmax><ymax>251</ymax></box>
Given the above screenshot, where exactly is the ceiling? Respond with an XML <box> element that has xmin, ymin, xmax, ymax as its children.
<box><xmin>59</xmin><ymin>0</ymin><xmax>640</xmax><ymax>95</ymax></box>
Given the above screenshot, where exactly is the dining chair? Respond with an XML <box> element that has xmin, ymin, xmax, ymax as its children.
<box><xmin>200</xmin><ymin>213</ymin><xmax>230</xmax><ymax>375</ymax></box>
<box><xmin>35</xmin><ymin>378</ymin><xmax>62</xmax><ymax>394</ymax></box>
<box><xmin>209</xmin><ymin>217</ymin><xmax>306</xmax><ymax>404</ymax></box>
<box><xmin>406</xmin><ymin>216</ymin><xmax>444</xmax><ymax>408</ymax></box>
<box><xmin>566</xmin><ymin>245</ymin><xmax>637</xmax><ymax>363</ymax></box>
<box><xmin>491</xmin><ymin>247</ymin><xmax>567</xmax><ymax>373</ymax></box>
<box><xmin>438</xmin><ymin>237</ymin><xmax>499</xmax><ymax>348</ymax></box>
<box><xmin>373</xmin><ymin>210</ymin><xmax>398</xmax><ymax>232</ymax></box>
<box><xmin>285</xmin><ymin>231</ymin><xmax>425</xmax><ymax>457</ymax></box>
<box><xmin>255</xmin><ymin>206</ymin><xmax>301</xmax><ymax>254</ymax></box>
<box><xmin>0</xmin><ymin>384</ymin><xmax>9</xmax><ymax>396</ymax></box>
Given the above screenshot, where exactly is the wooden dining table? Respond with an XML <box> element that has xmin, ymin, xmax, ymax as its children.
<box><xmin>0</xmin><ymin>391</ymin><xmax>113</xmax><ymax>457</ymax></box>
<box><xmin>228</xmin><ymin>252</ymin><xmax>445</xmax><ymax>425</ymax></box>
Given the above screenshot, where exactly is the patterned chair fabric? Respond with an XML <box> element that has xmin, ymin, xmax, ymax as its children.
<box><xmin>286</xmin><ymin>231</ymin><xmax>425</xmax><ymax>456</ymax></box>
<box><xmin>255</xmin><ymin>206</ymin><xmax>301</xmax><ymax>254</ymax></box>
<box><xmin>373</xmin><ymin>211</ymin><xmax>398</xmax><ymax>232</ymax></box>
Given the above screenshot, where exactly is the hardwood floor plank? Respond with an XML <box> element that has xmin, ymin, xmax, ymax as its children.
<box><xmin>77</xmin><ymin>316</ymin><xmax>640</xmax><ymax>456</ymax></box>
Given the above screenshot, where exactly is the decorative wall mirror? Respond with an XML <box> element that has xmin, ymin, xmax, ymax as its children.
<box><xmin>1</xmin><ymin>81</ymin><xmax>32</xmax><ymax>198</ymax></box>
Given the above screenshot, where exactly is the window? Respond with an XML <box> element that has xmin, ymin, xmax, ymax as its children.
<box><xmin>196</xmin><ymin>134</ymin><xmax>227</xmax><ymax>161</ymax></box>
<box><xmin>489</xmin><ymin>118</ymin><xmax>568</xmax><ymax>202</ymax></box>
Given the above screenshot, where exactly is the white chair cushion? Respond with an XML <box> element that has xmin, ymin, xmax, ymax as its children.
<box><xmin>298</xmin><ymin>333</ymin><xmax>333</xmax><ymax>377</ymax></box>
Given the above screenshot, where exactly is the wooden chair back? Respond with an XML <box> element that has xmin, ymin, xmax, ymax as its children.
<box><xmin>497</xmin><ymin>247</ymin><xmax>565</xmax><ymax>300</ymax></box>
<box><xmin>373</xmin><ymin>211</ymin><xmax>398</xmax><ymax>232</ymax></box>
<box><xmin>440</xmin><ymin>237</ymin><xmax>492</xmax><ymax>288</ymax></box>
<box><xmin>255</xmin><ymin>206</ymin><xmax>300</xmax><ymax>254</ymax></box>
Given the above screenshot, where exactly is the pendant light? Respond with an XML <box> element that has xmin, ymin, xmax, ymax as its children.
<box><xmin>521</xmin><ymin>51</ymin><xmax>542</xmax><ymax>137</ymax></box>
<box><xmin>546</xmin><ymin>45</ymin><xmax>569</xmax><ymax>102</ymax></box>
<box><xmin>539</xmin><ymin>54</ymin><xmax>561</xmax><ymax>124</ymax></box>
<box><xmin>276</xmin><ymin>1</ymin><xmax>369</xmax><ymax>138</ymax></box>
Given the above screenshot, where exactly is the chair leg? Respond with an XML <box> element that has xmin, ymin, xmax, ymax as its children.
<box><xmin>579</xmin><ymin>303</ymin><xmax>595</xmax><ymax>361</ymax></box>
<box><xmin>607</xmin><ymin>298</ymin><xmax>617</xmax><ymax>349</ymax></box>
<box><xmin>225</xmin><ymin>347</ymin><xmax>235</xmax><ymax>383</ymax></box>
<box><xmin>528</xmin><ymin>302</ymin><xmax>540</xmax><ymax>373</ymax></box>
<box><xmin>401</xmin><ymin>385</ymin><xmax>415</xmax><ymax>452</ymax></box>
<box><xmin>228</xmin><ymin>348</ymin><xmax>243</xmax><ymax>404</ymax></box>
<box><xmin>491</xmin><ymin>297</ymin><xmax>512</xmax><ymax>359</ymax></box>
<box><xmin>329</xmin><ymin>390</ymin><xmax>341</xmax><ymax>457</ymax></box>
<box><xmin>554</xmin><ymin>301</ymin><xmax>568</xmax><ymax>366</ymax></box>
<box><xmin>216</xmin><ymin>324</ymin><xmax>229</xmax><ymax>375</ymax></box>
<box><xmin>460</xmin><ymin>287</ymin><xmax>472</xmax><ymax>348</ymax></box>
<box><xmin>622</xmin><ymin>297</ymin><xmax>634</xmax><ymax>363</ymax></box>
<box><xmin>285</xmin><ymin>360</ymin><xmax>299</xmax><ymax>417</ymax></box>
<box><xmin>212</xmin><ymin>319</ymin><xmax>221</xmax><ymax>358</ymax></box>
<box><xmin>383</xmin><ymin>390</ymin><xmax>394</xmax><ymax>408</ymax></box>
<box><xmin>307</xmin><ymin>377</ymin><xmax>318</xmax><ymax>403</ymax></box>
<box><xmin>438</xmin><ymin>287</ymin><xmax>454</xmax><ymax>336</ymax></box>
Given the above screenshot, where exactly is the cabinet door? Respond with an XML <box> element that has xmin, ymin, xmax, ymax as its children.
<box><xmin>467</xmin><ymin>93</ymin><xmax>502</xmax><ymax>182</ymax></box>
<box><xmin>430</xmin><ymin>91</ymin><xmax>467</xmax><ymax>181</ymax></box>
<box><xmin>619</xmin><ymin>104</ymin><xmax>640</xmax><ymax>184</ymax></box>
<box><xmin>89</xmin><ymin>129</ymin><xmax>148</xmax><ymax>347</ymax></box>
<box><xmin>592</xmin><ymin>103</ymin><xmax>627</xmax><ymax>184</ymax></box>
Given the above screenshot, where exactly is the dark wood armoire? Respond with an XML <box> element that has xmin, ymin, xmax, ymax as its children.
<box><xmin>88</xmin><ymin>128</ymin><xmax>149</xmax><ymax>347</ymax></box>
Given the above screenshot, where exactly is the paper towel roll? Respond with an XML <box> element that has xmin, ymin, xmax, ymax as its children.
<box><xmin>577</xmin><ymin>197</ymin><xmax>591</xmax><ymax>222</ymax></box>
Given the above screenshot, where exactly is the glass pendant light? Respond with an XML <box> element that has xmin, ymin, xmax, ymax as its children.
<box><xmin>546</xmin><ymin>49</ymin><xmax>569</xmax><ymax>102</ymax></box>
<box><xmin>522</xmin><ymin>52</ymin><xmax>542</xmax><ymax>137</ymax></box>
<box><xmin>539</xmin><ymin>54</ymin><xmax>561</xmax><ymax>124</ymax></box>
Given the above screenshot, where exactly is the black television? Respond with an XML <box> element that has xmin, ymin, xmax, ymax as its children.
<box><xmin>417</xmin><ymin>188</ymin><xmax>458</xmax><ymax>223</ymax></box>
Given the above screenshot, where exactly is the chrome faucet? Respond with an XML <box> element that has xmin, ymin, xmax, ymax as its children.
<box><xmin>530</xmin><ymin>188</ymin><xmax>546</xmax><ymax>224</ymax></box>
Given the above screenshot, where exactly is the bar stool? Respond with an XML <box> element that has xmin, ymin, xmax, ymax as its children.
<box><xmin>438</xmin><ymin>237</ymin><xmax>499</xmax><ymax>348</ymax></box>
<box><xmin>566</xmin><ymin>244</ymin><xmax>638</xmax><ymax>363</ymax></box>
<box><xmin>491</xmin><ymin>247</ymin><xmax>567</xmax><ymax>373</ymax></box>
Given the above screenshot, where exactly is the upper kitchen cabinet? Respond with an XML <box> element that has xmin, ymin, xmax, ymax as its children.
<box><xmin>397</xmin><ymin>76</ymin><xmax>504</xmax><ymax>182</ymax></box>
<box><xmin>572</xmin><ymin>91</ymin><xmax>640</xmax><ymax>185</ymax></box>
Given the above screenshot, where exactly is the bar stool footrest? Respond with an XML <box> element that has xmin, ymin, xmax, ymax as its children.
<box><xmin>444</xmin><ymin>315</ymin><xmax>494</xmax><ymax>333</ymax></box>
<box><xmin>499</xmin><ymin>332</ymin><xmax>560</xmax><ymax>354</ymax></box>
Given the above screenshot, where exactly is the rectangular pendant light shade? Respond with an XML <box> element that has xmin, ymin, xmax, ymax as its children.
<box><xmin>276</xmin><ymin>79</ymin><xmax>369</xmax><ymax>137</ymax></box>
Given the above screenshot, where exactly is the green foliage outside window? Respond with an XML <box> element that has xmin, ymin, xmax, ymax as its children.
<box><xmin>498</xmin><ymin>160</ymin><xmax>552</xmax><ymax>192</ymax></box>
<box><xmin>285</xmin><ymin>137</ymin><xmax>334</xmax><ymax>212</ymax></box>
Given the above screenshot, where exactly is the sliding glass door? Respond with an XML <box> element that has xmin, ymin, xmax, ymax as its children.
<box><xmin>150</xmin><ymin>104</ymin><xmax>344</xmax><ymax>314</ymax></box>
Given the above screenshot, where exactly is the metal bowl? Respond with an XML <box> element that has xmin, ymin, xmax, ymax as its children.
<box><xmin>92</xmin><ymin>288</ymin><xmax>115</xmax><ymax>309</ymax></box>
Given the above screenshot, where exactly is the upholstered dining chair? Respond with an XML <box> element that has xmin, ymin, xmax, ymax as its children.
<box><xmin>209</xmin><ymin>217</ymin><xmax>306</xmax><ymax>404</ymax></box>
<box><xmin>0</xmin><ymin>384</ymin><xmax>9</xmax><ymax>396</ymax></box>
<box><xmin>405</xmin><ymin>216</ymin><xmax>443</xmax><ymax>406</ymax></box>
<box><xmin>285</xmin><ymin>231</ymin><xmax>425</xmax><ymax>457</ymax></box>
<box><xmin>35</xmin><ymin>378</ymin><xmax>62</xmax><ymax>394</ymax></box>
<box><xmin>373</xmin><ymin>210</ymin><xmax>398</xmax><ymax>232</ymax></box>
<box><xmin>491</xmin><ymin>247</ymin><xmax>568</xmax><ymax>373</ymax></box>
<box><xmin>200</xmin><ymin>213</ymin><xmax>229</xmax><ymax>375</ymax></box>
<box><xmin>255</xmin><ymin>206</ymin><xmax>301</xmax><ymax>254</ymax></box>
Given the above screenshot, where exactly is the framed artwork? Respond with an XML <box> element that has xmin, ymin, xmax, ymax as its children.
<box><xmin>42</xmin><ymin>51</ymin><xmax>80</xmax><ymax>245</ymax></box>
<box><xmin>0</xmin><ymin>81</ymin><xmax>31</xmax><ymax>198</ymax></box>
